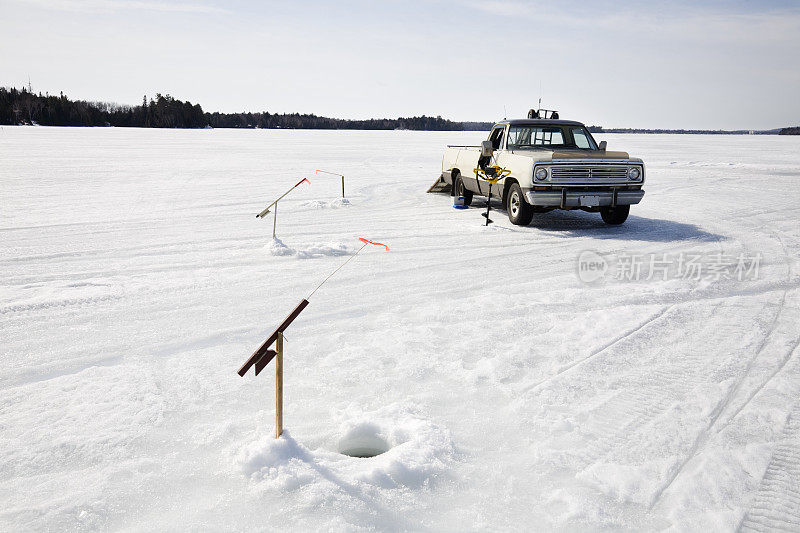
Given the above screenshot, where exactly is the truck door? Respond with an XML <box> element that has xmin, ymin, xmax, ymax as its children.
<box><xmin>492</xmin><ymin>125</ymin><xmax>514</xmax><ymax>199</ymax></box>
<box><xmin>466</xmin><ymin>125</ymin><xmax>506</xmax><ymax>195</ymax></box>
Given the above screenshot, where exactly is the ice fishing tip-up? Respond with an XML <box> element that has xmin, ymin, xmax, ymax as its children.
<box><xmin>237</xmin><ymin>298</ymin><xmax>308</xmax><ymax>439</ymax></box>
<box><xmin>256</xmin><ymin>177</ymin><xmax>310</xmax><ymax>238</ymax></box>
<box><xmin>237</xmin><ymin>298</ymin><xmax>309</xmax><ymax>378</ymax></box>
<box><xmin>237</xmin><ymin>237</ymin><xmax>389</xmax><ymax>438</ymax></box>
<box><xmin>315</xmin><ymin>169</ymin><xmax>346</xmax><ymax>198</ymax></box>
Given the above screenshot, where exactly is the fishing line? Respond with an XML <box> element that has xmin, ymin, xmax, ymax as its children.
<box><xmin>306</xmin><ymin>238</ymin><xmax>390</xmax><ymax>299</ymax></box>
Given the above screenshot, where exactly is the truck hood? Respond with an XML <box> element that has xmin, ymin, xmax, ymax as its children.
<box><xmin>509</xmin><ymin>149</ymin><xmax>634</xmax><ymax>161</ymax></box>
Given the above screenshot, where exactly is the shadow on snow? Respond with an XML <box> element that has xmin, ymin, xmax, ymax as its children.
<box><xmin>527</xmin><ymin>211</ymin><xmax>723</xmax><ymax>242</ymax></box>
<box><xmin>476</xmin><ymin>199</ymin><xmax>724</xmax><ymax>242</ymax></box>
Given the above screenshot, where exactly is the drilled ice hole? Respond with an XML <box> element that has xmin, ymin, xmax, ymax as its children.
<box><xmin>337</xmin><ymin>424</ymin><xmax>391</xmax><ymax>458</ymax></box>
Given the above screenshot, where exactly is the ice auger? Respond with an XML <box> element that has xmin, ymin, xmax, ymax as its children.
<box><xmin>473</xmin><ymin>165</ymin><xmax>511</xmax><ymax>226</ymax></box>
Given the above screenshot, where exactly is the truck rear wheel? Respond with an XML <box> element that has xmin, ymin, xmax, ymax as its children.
<box><xmin>507</xmin><ymin>183</ymin><xmax>533</xmax><ymax>225</ymax></box>
<box><xmin>600</xmin><ymin>205</ymin><xmax>630</xmax><ymax>225</ymax></box>
<box><xmin>454</xmin><ymin>174</ymin><xmax>473</xmax><ymax>206</ymax></box>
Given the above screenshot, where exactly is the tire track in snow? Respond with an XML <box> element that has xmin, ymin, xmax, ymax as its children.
<box><xmin>515</xmin><ymin>304</ymin><xmax>674</xmax><ymax>396</ymax></box>
<box><xmin>725</xmin><ymin>229</ymin><xmax>800</xmax><ymax>531</ymax></box>
<box><xmin>560</xmin><ymin>301</ymin><xmax>727</xmax><ymax>471</ymax></box>
<box><xmin>0</xmin><ymin>234</ymin><xmax>262</xmax><ymax>265</ymax></box>
<box><xmin>4</xmin><ymin>354</ymin><xmax>123</xmax><ymax>389</ymax></box>
<box><xmin>739</xmin><ymin>400</ymin><xmax>800</xmax><ymax>532</ymax></box>
<box><xmin>717</xmin><ymin>333</ymin><xmax>800</xmax><ymax>435</ymax></box>
<box><xmin>532</xmin><ymin>201</ymin><xmax>784</xmax><ymax>505</ymax></box>
<box><xmin>713</xmin><ymin>230</ymin><xmax>800</xmax><ymax>432</ymax></box>
<box><xmin>647</xmin><ymin>288</ymin><xmax>788</xmax><ymax>509</ymax></box>
<box><xmin>648</xmin><ymin>226</ymin><xmax>795</xmax><ymax>509</ymax></box>
<box><xmin>0</xmin><ymin>292</ymin><xmax>124</xmax><ymax>316</ymax></box>
<box><xmin>570</xmin><ymin>354</ymin><xmax>711</xmax><ymax>470</ymax></box>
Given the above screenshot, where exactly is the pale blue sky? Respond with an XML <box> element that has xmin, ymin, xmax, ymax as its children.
<box><xmin>2</xmin><ymin>0</ymin><xmax>799</xmax><ymax>129</ymax></box>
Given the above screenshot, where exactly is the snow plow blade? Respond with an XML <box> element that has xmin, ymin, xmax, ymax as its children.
<box><xmin>427</xmin><ymin>175</ymin><xmax>452</xmax><ymax>194</ymax></box>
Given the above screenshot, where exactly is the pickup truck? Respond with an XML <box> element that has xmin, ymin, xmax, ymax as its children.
<box><xmin>438</xmin><ymin>117</ymin><xmax>645</xmax><ymax>225</ymax></box>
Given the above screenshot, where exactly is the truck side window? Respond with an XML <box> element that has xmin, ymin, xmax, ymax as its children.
<box><xmin>506</xmin><ymin>128</ymin><xmax>519</xmax><ymax>148</ymax></box>
<box><xmin>490</xmin><ymin>128</ymin><xmax>504</xmax><ymax>149</ymax></box>
<box><xmin>571</xmin><ymin>127</ymin><xmax>594</xmax><ymax>149</ymax></box>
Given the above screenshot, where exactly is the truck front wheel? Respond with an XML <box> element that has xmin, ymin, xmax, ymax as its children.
<box><xmin>507</xmin><ymin>183</ymin><xmax>534</xmax><ymax>225</ymax></box>
<box><xmin>600</xmin><ymin>205</ymin><xmax>630</xmax><ymax>225</ymax></box>
<box><xmin>454</xmin><ymin>174</ymin><xmax>473</xmax><ymax>206</ymax></box>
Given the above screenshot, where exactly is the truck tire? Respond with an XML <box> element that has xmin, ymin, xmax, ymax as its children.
<box><xmin>454</xmin><ymin>173</ymin><xmax>473</xmax><ymax>206</ymax></box>
<box><xmin>600</xmin><ymin>205</ymin><xmax>630</xmax><ymax>225</ymax></box>
<box><xmin>506</xmin><ymin>183</ymin><xmax>534</xmax><ymax>225</ymax></box>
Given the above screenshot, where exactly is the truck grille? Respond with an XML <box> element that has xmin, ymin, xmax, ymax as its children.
<box><xmin>550</xmin><ymin>165</ymin><xmax>629</xmax><ymax>181</ymax></box>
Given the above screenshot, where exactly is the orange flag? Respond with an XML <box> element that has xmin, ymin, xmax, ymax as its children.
<box><xmin>359</xmin><ymin>237</ymin><xmax>390</xmax><ymax>251</ymax></box>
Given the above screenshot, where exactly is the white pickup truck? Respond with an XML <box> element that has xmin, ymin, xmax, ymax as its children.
<box><xmin>438</xmin><ymin>116</ymin><xmax>645</xmax><ymax>225</ymax></box>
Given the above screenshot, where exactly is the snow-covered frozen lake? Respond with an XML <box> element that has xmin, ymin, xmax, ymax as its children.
<box><xmin>1</xmin><ymin>127</ymin><xmax>799</xmax><ymax>531</ymax></box>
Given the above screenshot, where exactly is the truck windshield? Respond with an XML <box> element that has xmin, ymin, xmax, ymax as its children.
<box><xmin>506</xmin><ymin>125</ymin><xmax>598</xmax><ymax>150</ymax></box>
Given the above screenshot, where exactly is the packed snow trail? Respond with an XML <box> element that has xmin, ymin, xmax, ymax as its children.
<box><xmin>1</xmin><ymin>128</ymin><xmax>799</xmax><ymax>530</ymax></box>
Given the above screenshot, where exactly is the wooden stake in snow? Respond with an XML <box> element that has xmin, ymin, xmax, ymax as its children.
<box><xmin>275</xmin><ymin>332</ymin><xmax>283</xmax><ymax>438</ymax></box>
<box><xmin>315</xmin><ymin>169</ymin><xmax>345</xmax><ymax>198</ymax></box>
<box><xmin>256</xmin><ymin>178</ymin><xmax>310</xmax><ymax>238</ymax></box>
<box><xmin>237</xmin><ymin>237</ymin><xmax>390</xmax><ymax>438</ymax></box>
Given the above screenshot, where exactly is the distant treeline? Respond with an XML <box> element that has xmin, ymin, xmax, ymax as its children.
<box><xmin>588</xmin><ymin>126</ymin><xmax>782</xmax><ymax>135</ymax></box>
<box><xmin>205</xmin><ymin>111</ymin><xmax>491</xmax><ymax>131</ymax></box>
<box><xmin>0</xmin><ymin>87</ymin><xmax>206</xmax><ymax>128</ymax></box>
<box><xmin>3</xmin><ymin>87</ymin><xmax>794</xmax><ymax>133</ymax></box>
<box><xmin>0</xmin><ymin>87</ymin><xmax>492</xmax><ymax>131</ymax></box>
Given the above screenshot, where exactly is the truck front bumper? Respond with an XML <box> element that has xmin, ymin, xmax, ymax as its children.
<box><xmin>524</xmin><ymin>188</ymin><xmax>644</xmax><ymax>208</ymax></box>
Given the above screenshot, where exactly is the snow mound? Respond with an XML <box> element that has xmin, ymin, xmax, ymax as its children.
<box><xmin>267</xmin><ymin>237</ymin><xmax>295</xmax><ymax>256</ymax></box>
<box><xmin>300</xmin><ymin>198</ymin><xmax>351</xmax><ymax>209</ymax></box>
<box><xmin>265</xmin><ymin>238</ymin><xmax>351</xmax><ymax>259</ymax></box>
<box><xmin>237</xmin><ymin>431</ymin><xmax>317</xmax><ymax>491</ymax></box>
<box><xmin>236</xmin><ymin>404</ymin><xmax>455</xmax><ymax>493</ymax></box>
<box><xmin>295</xmin><ymin>242</ymin><xmax>350</xmax><ymax>258</ymax></box>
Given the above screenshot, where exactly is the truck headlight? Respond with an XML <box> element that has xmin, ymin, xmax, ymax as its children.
<box><xmin>534</xmin><ymin>167</ymin><xmax>548</xmax><ymax>181</ymax></box>
<box><xmin>627</xmin><ymin>167</ymin><xmax>641</xmax><ymax>180</ymax></box>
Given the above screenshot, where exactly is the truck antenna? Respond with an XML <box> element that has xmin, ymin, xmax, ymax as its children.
<box><xmin>503</xmin><ymin>104</ymin><xmax>507</xmax><ymax>120</ymax></box>
<box><xmin>538</xmin><ymin>81</ymin><xmax>542</xmax><ymax>111</ymax></box>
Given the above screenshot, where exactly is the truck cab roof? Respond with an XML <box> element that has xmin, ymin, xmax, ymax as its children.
<box><xmin>495</xmin><ymin>119</ymin><xmax>586</xmax><ymax>128</ymax></box>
